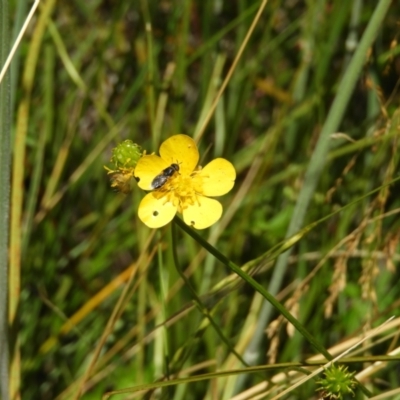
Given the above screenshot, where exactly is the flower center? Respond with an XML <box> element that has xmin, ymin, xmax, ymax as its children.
<box><xmin>153</xmin><ymin>171</ymin><xmax>203</xmax><ymax>212</ymax></box>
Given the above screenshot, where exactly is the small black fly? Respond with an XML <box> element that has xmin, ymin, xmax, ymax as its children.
<box><xmin>151</xmin><ymin>163</ymin><xmax>180</xmax><ymax>189</ymax></box>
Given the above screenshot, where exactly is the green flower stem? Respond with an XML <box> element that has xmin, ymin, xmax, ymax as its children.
<box><xmin>174</xmin><ymin>217</ymin><xmax>332</xmax><ymax>361</ymax></box>
<box><xmin>174</xmin><ymin>217</ymin><xmax>375</xmax><ymax>398</ymax></box>
<box><xmin>171</xmin><ymin>222</ymin><xmax>250</xmax><ymax>368</ymax></box>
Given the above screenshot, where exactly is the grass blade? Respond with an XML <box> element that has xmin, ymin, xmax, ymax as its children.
<box><xmin>0</xmin><ymin>0</ymin><xmax>11</xmax><ymax>397</ymax></box>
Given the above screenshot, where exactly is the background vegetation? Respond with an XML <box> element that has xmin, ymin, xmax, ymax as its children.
<box><xmin>1</xmin><ymin>0</ymin><xmax>400</xmax><ymax>399</ymax></box>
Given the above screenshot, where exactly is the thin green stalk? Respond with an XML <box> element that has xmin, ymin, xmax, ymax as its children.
<box><xmin>174</xmin><ymin>217</ymin><xmax>333</xmax><ymax>361</ymax></box>
<box><xmin>0</xmin><ymin>0</ymin><xmax>11</xmax><ymax>398</ymax></box>
<box><xmin>171</xmin><ymin>222</ymin><xmax>250</xmax><ymax>368</ymax></box>
<box><xmin>241</xmin><ymin>0</ymin><xmax>392</xmax><ymax>384</ymax></box>
<box><xmin>102</xmin><ymin>363</ymin><xmax>304</xmax><ymax>399</ymax></box>
<box><xmin>102</xmin><ymin>354</ymin><xmax>400</xmax><ymax>399</ymax></box>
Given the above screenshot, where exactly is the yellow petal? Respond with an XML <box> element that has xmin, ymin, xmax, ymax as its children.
<box><xmin>138</xmin><ymin>193</ymin><xmax>177</xmax><ymax>228</ymax></box>
<box><xmin>195</xmin><ymin>158</ymin><xmax>236</xmax><ymax>196</ymax></box>
<box><xmin>182</xmin><ymin>196</ymin><xmax>222</xmax><ymax>229</ymax></box>
<box><xmin>159</xmin><ymin>134</ymin><xmax>199</xmax><ymax>175</ymax></box>
<box><xmin>135</xmin><ymin>155</ymin><xmax>169</xmax><ymax>190</ymax></box>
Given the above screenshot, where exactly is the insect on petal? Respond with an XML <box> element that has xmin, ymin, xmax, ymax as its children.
<box><xmin>138</xmin><ymin>193</ymin><xmax>177</xmax><ymax>228</ymax></box>
<box><xmin>159</xmin><ymin>134</ymin><xmax>199</xmax><ymax>175</ymax></box>
<box><xmin>182</xmin><ymin>196</ymin><xmax>222</xmax><ymax>229</ymax></box>
<box><xmin>135</xmin><ymin>155</ymin><xmax>169</xmax><ymax>190</ymax></box>
<box><xmin>195</xmin><ymin>158</ymin><xmax>236</xmax><ymax>196</ymax></box>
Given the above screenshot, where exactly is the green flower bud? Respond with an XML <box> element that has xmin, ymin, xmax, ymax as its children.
<box><xmin>110</xmin><ymin>140</ymin><xmax>142</xmax><ymax>169</ymax></box>
<box><xmin>317</xmin><ymin>364</ymin><xmax>357</xmax><ymax>399</ymax></box>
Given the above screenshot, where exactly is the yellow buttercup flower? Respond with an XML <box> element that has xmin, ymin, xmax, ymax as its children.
<box><xmin>134</xmin><ymin>134</ymin><xmax>236</xmax><ymax>229</ymax></box>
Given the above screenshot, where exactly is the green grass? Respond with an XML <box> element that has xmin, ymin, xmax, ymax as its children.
<box><xmin>0</xmin><ymin>1</ymin><xmax>11</xmax><ymax>399</ymax></box>
<box><xmin>2</xmin><ymin>0</ymin><xmax>400</xmax><ymax>399</ymax></box>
